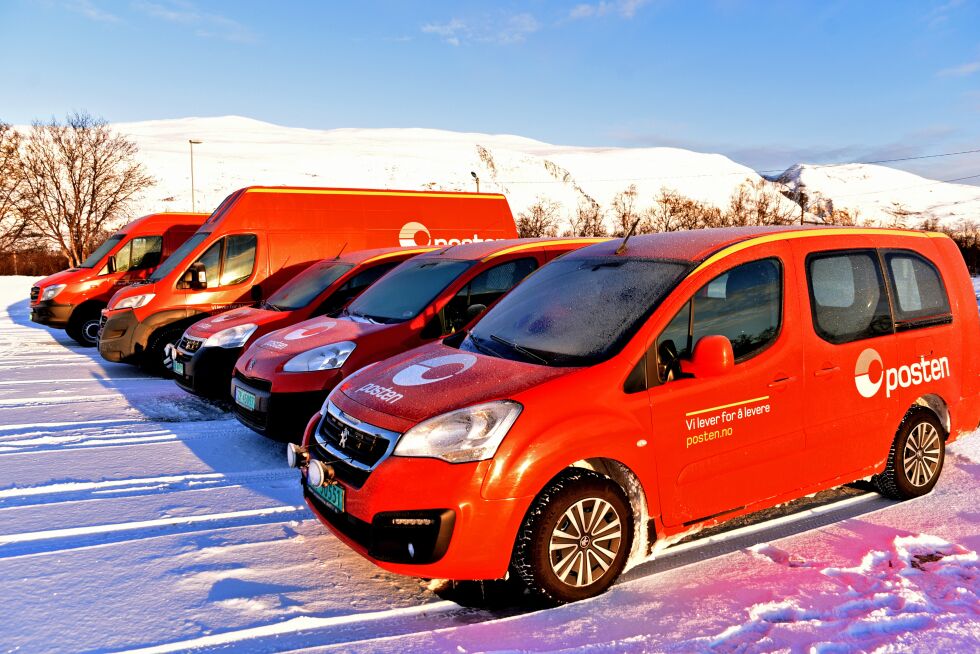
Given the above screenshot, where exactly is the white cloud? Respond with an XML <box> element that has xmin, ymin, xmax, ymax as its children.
<box><xmin>132</xmin><ymin>0</ymin><xmax>255</xmax><ymax>43</ymax></box>
<box><xmin>421</xmin><ymin>13</ymin><xmax>539</xmax><ymax>46</ymax></box>
<box><xmin>64</xmin><ymin>0</ymin><xmax>120</xmax><ymax>23</ymax></box>
<box><xmin>938</xmin><ymin>60</ymin><xmax>980</xmax><ymax>77</ymax></box>
<box><xmin>569</xmin><ymin>0</ymin><xmax>650</xmax><ymax>20</ymax></box>
<box><xmin>421</xmin><ymin>17</ymin><xmax>467</xmax><ymax>46</ymax></box>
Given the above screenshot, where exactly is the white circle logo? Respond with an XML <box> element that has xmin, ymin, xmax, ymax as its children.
<box><xmin>283</xmin><ymin>321</ymin><xmax>336</xmax><ymax>341</ymax></box>
<box><xmin>399</xmin><ymin>222</ymin><xmax>431</xmax><ymax>247</ymax></box>
<box><xmin>855</xmin><ymin>348</ymin><xmax>884</xmax><ymax>398</ymax></box>
<box><xmin>391</xmin><ymin>353</ymin><xmax>478</xmax><ymax>386</ymax></box>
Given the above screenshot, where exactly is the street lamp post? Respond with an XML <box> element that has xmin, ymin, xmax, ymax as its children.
<box><xmin>189</xmin><ymin>139</ymin><xmax>203</xmax><ymax>212</ymax></box>
<box><xmin>470</xmin><ymin>171</ymin><xmax>480</xmax><ymax>193</ymax></box>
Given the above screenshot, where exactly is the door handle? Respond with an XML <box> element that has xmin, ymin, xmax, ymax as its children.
<box><xmin>813</xmin><ymin>366</ymin><xmax>840</xmax><ymax>378</ymax></box>
<box><xmin>767</xmin><ymin>376</ymin><xmax>797</xmax><ymax>388</ymax></box>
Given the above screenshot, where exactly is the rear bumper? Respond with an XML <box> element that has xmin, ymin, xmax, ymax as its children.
<box><xmin>174</xmin><ymin>345</ymin><xmax>242</xmax><ymax>399</ymax></box>
<box><xmin>30</xmin><ymin>301</ymin><xmax>72</xmax><ymax>329</ymax></box>
<box><xmin>230</xmin><ymin>373</ymin><xmax>325</xmax><ymax>441</ymax></box>
<box><xmin>98</xmin><ymin>310</ymin><xmax>141</xmax><ymax>363</ymax></box>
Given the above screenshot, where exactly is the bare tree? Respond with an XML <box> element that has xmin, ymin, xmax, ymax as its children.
<box><xmin>0</xmin><ymin>122</ymin><xmax>31</xmax><ymax>258</ymax></box>
<box><xmin>18</xmin><ymin>112</ymin><xmax>154</xmax><ymax>266</ymax></box>
<box><xmin>610</xmin><ymin>184</ymin><xmax>652</xmax><ymax>236</ymax></box>
<box><xmin>516</xmin><ymin>198</ymin><xmax>561</xmax><ymax>238</ymax></box>
<box><xmin>566</xmin><ymin>199</ymin><xmax>607</xmax><ymax>237</ymax></box>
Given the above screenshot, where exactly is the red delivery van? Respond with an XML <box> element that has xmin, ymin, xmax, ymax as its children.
<box><xmin>232</xmin><ymin>238</ymin><xmax>606</xmax><ymax>440</ymax></box>
<box><xmin>29</xmin><ymin>212</ymin><xmax>207</xmax><ymax>346</ymax></box>
<box><xmin>172</xmin><ymin>246</ymin><xmax>434</xmax><ymax>399</ymax></box>
<box><xmin>289</xmin><ymin>226</ymin><xmax>980</xmax><ymax>604</ymax></box>
<box><xmin>98</xmin><ymin>187</ymin><xmax>516</xmax><ymax>373</ymax></box>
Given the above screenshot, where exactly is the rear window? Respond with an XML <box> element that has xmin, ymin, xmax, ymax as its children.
<box><xmin>883</xmin><ymin>250</ymin><xmax>951</xmax><ymax>328</ymax></box>
<box><xmin>807</xmin><ymin>250</ymin><xmax>893</xmax><ymax>344</ymax></box>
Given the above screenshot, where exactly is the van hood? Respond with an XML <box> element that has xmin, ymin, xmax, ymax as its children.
<box><xmin>338</xmin><ymin>342</ymin><xmax>567</xmax><ymax>424</ymax></box>
<box><xmin>251</xmin><ymin>315</ymin><xmax>390</xmax><ymax>355</ymax></box>
<box><xmin>34</xmin><ymin>268</ymin><xmax>87</xmax><ymax>291</ymax></box>
<box><xmin>185</xmin><ymin>306</ymin><xmax>284</xmax><ymax>338</ymax></box>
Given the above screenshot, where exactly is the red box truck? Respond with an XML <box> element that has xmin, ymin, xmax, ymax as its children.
<box><xmin>29</xmin><ymin>212</ymin><xmax>207</xmax><ymax>346</ymax></box>
<box><xmin>98</xmin><ymin>187</ymin><xmax>516</xmax><ymax>373</ymax></box>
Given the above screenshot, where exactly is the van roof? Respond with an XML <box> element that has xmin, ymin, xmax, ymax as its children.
<box><xmin>571</xmin><ymin>226</ymin><xmax>946</xmax><ymax>266</ymax></box>
<box><xmin>240</xmin><ymin>186</ymin><xmax>507</xmax><ymax>200</ymax></box>
<box><xmin>122</xmin><ymin>212</ymin><xmax>209</xmax><ymax>232</ymax></box>
<box><xmin>415</xmin><ymin>237</ymin><xmax>609</xmax><ymax>262</ymax></box>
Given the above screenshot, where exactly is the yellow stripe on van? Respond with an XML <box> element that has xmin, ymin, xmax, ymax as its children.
<box><xmin>245</xmin><ymin>188</ymin><xmax>505</xmax><ymax>200</ymax></box>
<box><xmin>361</xmin><ymin>247</ymin><xmax>436</xmax><ymax>264</ymax></box>
<box><xmin>482</xmin><ymin>238</ymin><xmax>610</xmax><ymax>262</ymax></box>
<box><xmin>690</xmin><ymin>228</ymin><xmax>939</xmax><ymax>276</ymax></box>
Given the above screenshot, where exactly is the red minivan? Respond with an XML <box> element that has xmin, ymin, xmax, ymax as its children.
<box><xmin>98</xmin><ymin>187</ymin><xmax>515</xmax><ymax>372</ymax></box>
<box><xmin>30</xmin><ymin>212</ymin><xmax>207</xmax><ymax>346</ymax></box>
<box><xmin>232</xmin><ymin>238</ymin><xmax>605</xmax><ymax>440</ymax></box>
<box><xmin>172</xmin><ymin>246</ymin><xmax>433</xmax><ymax>399</ymax></box>
<box><xmin>291</xmin><ymin>226</ymin><xmax>980</xmax><ymax>604</ymax></box>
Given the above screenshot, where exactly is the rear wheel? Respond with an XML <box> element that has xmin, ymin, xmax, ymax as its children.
<box><xmin>67</xmin><ymin>306</ymin><xmax>103</xmax><ymax>347</ymax></box>
<box><xmin>875</xmin><ymin>407</ymin><xmax>946</xmax><ymax>499</ymax></box>
<box><xmin>511</xmin><ymin>469</ymin><xmax>633</xmax><ymax>605</ymax></box>
<box><xmin>141</xmin><ymin>325</ymin><xmax>186</xmax><ymax>377</ymax></box>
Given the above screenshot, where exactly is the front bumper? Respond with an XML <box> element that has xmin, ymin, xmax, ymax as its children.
<box><xmin>302</xmin><ymin>454</ymin><xmax>528</xmax><ymax>580</ymax></box>
<box><xmin>30</xmin><ymin>301</ymin><xmax>72</xmax><ymax>328</ymax></box>
<box><xmin>98</xmin><ymin>310</ymin><xmax>141</xmax><ymax>362</ymax></box>
<box><xmin>230</xmin><ymin>371</ymin><xmax>327</xmax><ymax>441</ymax></box>
<box><xmin>174</xmin><ymin>343</ymin><xmax>242</xmax><ymax>399</ymax></box>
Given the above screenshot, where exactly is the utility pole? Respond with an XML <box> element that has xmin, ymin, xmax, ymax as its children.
<box><xmin>189</xmin><ymin>139</ymin><xmax>203</xmax><ymax>212</ymax></box>
<box><xmin>470</xmin><ymin>171</ymin><xmax>480</xmax><ymax>193</ymax></box>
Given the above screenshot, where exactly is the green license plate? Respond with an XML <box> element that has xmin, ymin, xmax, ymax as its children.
<box><xmin>173</xmin><ymin>361</ymin><xmax>184</xmax><ymax>376</ymax></box>
<box><xmin>234</xmin><ymin>386</ymin><xmax>256</xmax><ymax>411</ymax></box>
<box><xmin>311</xmin><ymin>482</ymin><xmax>345</xmax><ymax>513</ymax></box>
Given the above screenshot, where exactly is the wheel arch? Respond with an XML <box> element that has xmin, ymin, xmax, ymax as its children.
<box><xmin>912</xmin><ymin>393</ymin><xmax>950</xmax><ymax>437</ymax></box>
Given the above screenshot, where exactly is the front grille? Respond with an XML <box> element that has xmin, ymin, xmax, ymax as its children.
<box><xmin>233</xmin><ymin>370</ymin><xmax>272</xmax><ymax>393</ymax></box>
<box><xmin>179</xmin><ymin>336</ymin><xmax>203</xmax><ymax>353</ymax></box>
<box><xmin>234</xmin><ymin>402</ymin><xmax>268</xmax><ymax>430</ymax></box>
<box><xmin>318</xmin><ymin>410</ymin><xmax>390</xmax><ymax>468</ymax></box>
<box><xmin>30</xmin><ymin>287</ymin><xmax>40</xmax><ymax>302</ymax></box>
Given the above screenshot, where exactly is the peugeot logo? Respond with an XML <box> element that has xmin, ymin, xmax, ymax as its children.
<box><xmin>245</xmin><ymin>358</ymin><xmax>256</xmax><ymax>372</ymax></box>
<box><xmin>338</xmin><ymin>427</ymin><xmax>350</xmax><ymax>449</ymax></box>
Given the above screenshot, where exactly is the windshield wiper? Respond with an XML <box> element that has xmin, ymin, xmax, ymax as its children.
<box><xmin>465</xmin><ymin>333</ymin><xmax>495</xmax><ymax>357</ymax></box>
<box><xmin>489</xmin><ymin>334</ymin><xmax>550</xmax><ymax>365</ymax></box>
<box><xmin>260</xmin><ymin>300</ymin><xmax>281</xmax><ymax>311</ymax></box>
<box><xmin>347</xmin><ymin>309</ymin><xmax>381</xmax><ymax>324</ymax></box>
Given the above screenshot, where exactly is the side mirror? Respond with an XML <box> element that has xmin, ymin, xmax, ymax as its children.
<box><xmin>183</xmin><ymin>262</ymin><xmax>208</xmax><ymax>290</ymax></box>
<box><xmin>466</xmin><ymin>303</ymin><xmax>487</xmax><ymax>321</ymax></box>
<box><xmin>250</xmin><ymin>284</ymin><xmax>263</xmax><ymax>303</ymax></box>
<box><xmin>106</xmin><ymin>255</ymin><xmax>117</xmax><ymax>274</ymax></box>
<box><xmin>681</xmin><ymin>335</ymin><xmax>734</xmax><ymax>378</ymax></box>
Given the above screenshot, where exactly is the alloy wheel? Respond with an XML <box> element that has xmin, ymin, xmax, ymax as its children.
<box><xmin>903</xmin><ymin>422</ymin><xmax>942</xmax><ymax>487</ymax></box>
<box><xmin>548</xmin><ymin>497</ymin><xmax>623</xmax><ymax>588</ymax></box>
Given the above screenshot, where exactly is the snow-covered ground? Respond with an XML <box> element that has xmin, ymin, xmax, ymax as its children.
<box><xmin>1</xmin><ymin>275</ymin><xmax>978</xmax><ymax>653</ymax></box>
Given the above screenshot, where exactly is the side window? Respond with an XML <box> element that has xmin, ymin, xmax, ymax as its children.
<box><xmin>128</xmin><ymin>236</ymin><xmax>163</xmax><ymax>271</ymax></box>
<box><xmin>113</xmin><ymin>240</ymin><xmax>133</xmax><ymax>273</ymax></box>
<box><xmin>442</xmin><ymin>258</ymin><xmax>538</xmax><ymax>335</ymax></box>
<box><xmin>314</xmin><ymin>261</ymin><xmax>399</xmax><ymax>317</ymax></box>
<box><xmin>656</xmin><ymin>259</ymin><xmax>781</xmax><ymax>383</ymax></box>
<box><xmin>883</xmin><ymin>251</ymin><xmax>951</xmax><ymax>328</ymax></box>
<box><xmin>220</xmin><ymin>234</ymin><xmax>257</xmax><ymax>286</ymax></box>
<box><xmin>196</xmin><ymin>241</ymin><xmax>222</xmax><ymax>289</ymax></box>
<box><xmin>807</xmin><ymin>250</ymin><xmax>892</xmax><ymax>344</ymax></box>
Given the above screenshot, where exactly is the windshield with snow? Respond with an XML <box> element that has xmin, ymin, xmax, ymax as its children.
<box><xmin>148</xmin><ymin>232</ymin><xmax>209</xmax><ymax>282</ymax></box>
<box><xmin>79</xmin><ymin>234</ymin><xmax>124</xmax><ymax>268</ymax></box>
<box><xmin>463</xmin><ymin>256</ymin><xmax>690</xmax><ymax>366</ymax></box>
<box><xmin>266</xmin><ymin>261</ymin><xmax>354</xmax><ymax>310</ymax></box>
<box><xmin>345</xmin><ymin>258</ymin><xmax>473</xmax><ymax>323</ymax></box>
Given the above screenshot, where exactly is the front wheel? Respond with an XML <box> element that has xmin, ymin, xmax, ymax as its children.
<box><xmin>141</xmin><ymin>325</ymin><xmax>186</xmax><ymax>377</ymax></box>
<box><xmin>875</xmin><ymin>407</ymin><xmax>946</xmax><ymax>499</ymax></box>
<box><xmin>67</xmin><ymin>307</ymin><xmax>103</xmax><ymax>347</ymax></box>
<box><xmin>511</xmin><ymin>469</ymin><xmax>633</xmax><ymax>605</ymax></box>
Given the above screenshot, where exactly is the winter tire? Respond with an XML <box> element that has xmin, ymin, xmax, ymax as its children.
<box><xmin>875</xmin><ymin>407</ymin><xmax>946</xmax><ymax>500</ymax></box>
<box><xmin>142</xmin><ymin>325</ymin><xmax>186</xmax><ymax>377</ymax></box>
<box><xmin>512</xmin><ymin>469</ymin><xmax>633</xmax><ymax>604</ymax></box>
<box><xmin>67</xmin><ymin>307</ymin><xmax>103</xmax><ymax>347</ymax></box>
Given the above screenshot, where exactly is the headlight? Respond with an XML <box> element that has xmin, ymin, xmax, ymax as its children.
<box><xmin>203</xmin><ymin>323</ymin><xmax>258</xmax><ymax>348</ymax></box>
<box><xmin>394</xmin><ymin>400</ymin><xmax>522</xmax><ymax>463</ymax></box>
<box><xmin>282</xmin><ymin>341</ymin><xmax>356</xmax><ymax>372</ymax></box>
<box><xmin>40</xmin><ymin>284</ymin><xmax>66</xmax><ymax>301</ymax></box>
<box><xmin>111</xmin><ymin>293</ymin><xmax>155</xmax><ymax>310</ymax></box>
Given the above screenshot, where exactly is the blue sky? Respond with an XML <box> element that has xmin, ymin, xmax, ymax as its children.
<box><xmin>2</xmin><ymin>0</ymin><xmax>979</xmax><ymax>181</ymax></box>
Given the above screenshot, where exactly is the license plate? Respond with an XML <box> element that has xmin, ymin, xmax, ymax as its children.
<box><xmin>173</xmin><ymin>361</ymin><xmax>184</xmax><ymax>376</ymax></box>
<box><xmin>234</xmin><ymin>386</ymin><xmax>256</xmax><ymax>411</ymax></box>
<box><xmin>311</xmin><ymin>481</ymin><xmax>345</xmax><ymax>513</ymax></box>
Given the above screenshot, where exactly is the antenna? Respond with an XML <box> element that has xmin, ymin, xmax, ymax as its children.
<box><xmin>615</xmin><ymin>218</ymin><xmax>641</xmax><ymax>255</ymax></box>
<box><xmin>334</xmin><ymin>242</ymin><xmax>348</xmax><ymax>259</ymax></box>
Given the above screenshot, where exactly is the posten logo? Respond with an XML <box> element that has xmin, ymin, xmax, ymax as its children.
<box><xmin>398</xmin><ymin>222</ymin><xmax>499</xmax><ymax>247</ymax></box>
<box><xmin>391</xmin><ymin>353</ymin><xmax>478</xmax><ymax>387</ymax></box>
<box><xmin>854</xmin><ymin>347</ymin><xmax>950</xmax><ymax>399</ymax></box>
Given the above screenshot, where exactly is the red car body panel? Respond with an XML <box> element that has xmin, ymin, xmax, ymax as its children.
<box><xmin>297</xmin><ymin>226</ymin><xmax>980</xmax><ymax>581</ymax></box>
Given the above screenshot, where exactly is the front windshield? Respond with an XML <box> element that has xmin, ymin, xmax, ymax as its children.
<box><xmin>79</xmin><ymin>234</ymin><xmax>124</xmax><ymax>268</ymax></box>
<box><xmin>465</xmin><ymin>256</ymin><xmax>690</xmax><ymax>366</ymax></box>
<box><xmin>346</xmin><ymin>258</ymin><xmax>474</xmax><ymax>323</ymax></box>
<box><xmin>148</xmin><ymin>232</ymin><xmax>210</xmax><ymax>282</ymax></box>
<box><xmin>266</xmin><ymin>261</ymin><xmax>354</xmax><ymax>310</ymax></box>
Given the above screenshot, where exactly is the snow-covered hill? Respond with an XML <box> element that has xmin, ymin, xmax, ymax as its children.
<box><xmin>779</xmin><ymin>163</ymin><xmax>980</xmax><ymax>229</ymax></box>
<box><xmin>106</xmin><ymin>116</ymin><xmax>800</xmax><ymax>231</ymax></box>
